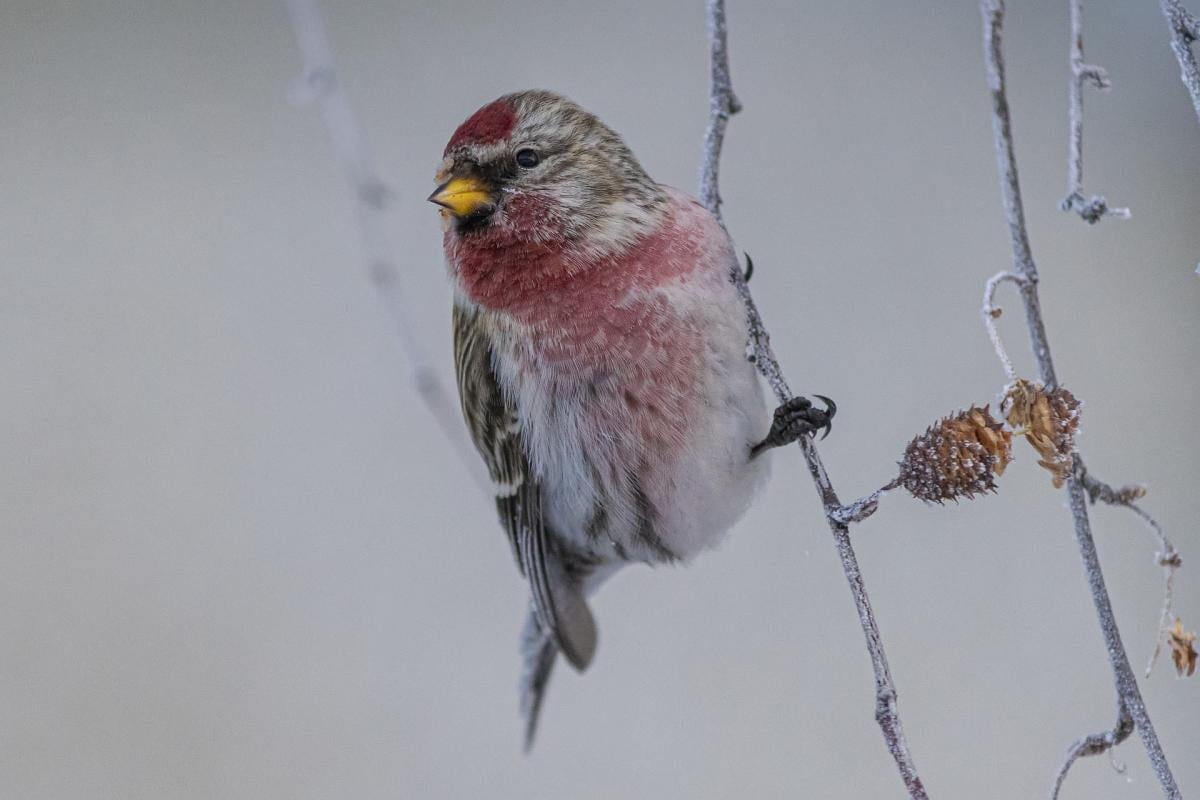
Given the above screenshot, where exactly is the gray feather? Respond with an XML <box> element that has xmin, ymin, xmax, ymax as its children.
<box><xmin>519</xmin><ymin>608</ymin><xmax>557</xmax><ymax>752</ymax></box>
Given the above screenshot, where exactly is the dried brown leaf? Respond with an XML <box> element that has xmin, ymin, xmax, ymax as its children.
<box><xmin>1168</xmin><ymin>618</ymin><xmax>1197</xmax><ymax>678</ymax></box>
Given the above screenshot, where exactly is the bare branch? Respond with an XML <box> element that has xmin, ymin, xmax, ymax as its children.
<box><xmin>830</xmin><ymin>480</ymin><xmax>901</xmax><ymax>526</ymax></box>
<box><xmin>1079</xmin><ymin>464</ymin><xmax>1184</xmax><ymax>677</ymax></box>
<box><xmin>285</xmin><ymin>0</ymin><xmax>487</xmax><ymax>492</ymax></box>
<box><xmin>1061</xmin><ymin>0</ymin><xmax>1129</xmax><ymax>222</ymax></box>
<box><xmin>699</xmin><ymin>0</ymin><xmax>741</xmax><ymax>222</ymax></box>
<box><xmin>1050</xmin><ymin>702</ymin><xmax>1134</xmax><ymax>800</ymax></box>
<box><xmin>980</xmin><ymin>2</ymin><xmax>1180</xmax><ymax>796</ymax></box>
<box><xmin>1159</xmin><ymin>0</ymin><xmax>1200</xmax><ymax>125</ymax></box>
<box><xmin>981</xmin><ymin>270</ymin><xmax>1027</xmax><ymax>382</ymax></box>
<box><xmin>702</xmin><ymin>2</ymin><xmax>926</xmax><ymax>796</ymax></box>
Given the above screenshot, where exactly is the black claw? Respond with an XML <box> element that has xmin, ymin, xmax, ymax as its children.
<box><xmin>751</xmin><ymin>393</ymin><xmax>838</xmax><ymax>457</ymax></box>
<box><xmin>813</xmin><ymin>395</ymin><xmax>836</xmax><ymax>418</ymax></box>
<box><xmin>743</xmin><ymin>253</ymin><xmax>754</xmax><ymax>282</ymax></box>
<box><xmin>813</xmin><ymin>394</ymin><xmax>836</xmax><ymax>440</ymax></box>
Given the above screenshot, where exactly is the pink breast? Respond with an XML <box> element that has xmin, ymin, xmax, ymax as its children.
<box><xmin>448</xmin><ymin>191</ymin><xmax>716</xmax><ymax>451</ymax></box>
<box><xmin>449</xmin><ymin>192</ymin><xmax>702</xmax><ymax>349</ymax></box>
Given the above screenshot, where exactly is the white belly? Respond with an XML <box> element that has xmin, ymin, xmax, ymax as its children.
<box><xmin>495</xmin><ymin>279</ymin><xmax>771</xmax><ymax>571</ymax></box>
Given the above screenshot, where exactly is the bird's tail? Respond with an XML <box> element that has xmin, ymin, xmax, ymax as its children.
<box><xmin>519</xmin><ymin>607</ymin><xmax>559</xmax><ymax>752</ymax></box>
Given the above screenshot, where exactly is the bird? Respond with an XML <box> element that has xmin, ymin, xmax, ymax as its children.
<box><xmin>429</xmin><ymin>90</ymin><xmax>834</xmax><ymax>750</ymax></box>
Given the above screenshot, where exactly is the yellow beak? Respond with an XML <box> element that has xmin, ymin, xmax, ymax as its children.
<box><xmin>427</xmin><ymin>175</ymin><xmax>494</xmax><ymax>218</ymax></box>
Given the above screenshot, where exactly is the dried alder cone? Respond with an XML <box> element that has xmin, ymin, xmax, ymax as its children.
<box><xmin>1001</xmin><ymin>379</ymin><xmax>1082</xmax><ymax>488</ymax></box>
<box><xmin>899</xmin><ymin>406</ymin><xmax>1012</xmax><ymax>503</ymax></box>
<box><xmin>1169</xmin><ymin>618</ymin><xmax>1197</xmax><ymax>678</ymax></box>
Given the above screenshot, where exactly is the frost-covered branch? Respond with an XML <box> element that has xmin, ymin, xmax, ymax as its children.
<box><xmin>829</xmin><ymin>481</ymin><xmax>900</xmax><ymax>526</ymax></box>
<box><xmin>1061</xmin><ymin>0</ymin><xmax>1129</xmax><ymax>222</ymax></box>
<box><xmin>702</xmin><ymin>2</ymin><xmax>926</xmax><ymax>797</ymax></box>
<box><xmin>698</xmin><ymin>0</ymin><xmax>741</xmax><ymax>220</ymax></box>
<box><xmin>981</xmin><ymin>270</ymin><xmax>1026</xmax><ymax>381</ymax></box>
<box><xmin>285</xmin><ymin>0</ymin><xmax>487</xmax><ymax>492</ymax></box>
<box><xmin>980</xmin><ymin>2</ymin><xmax>1180</xmax><ymax>796</ymax></box>
<box><xmin>985</xmin><ymin>280</ymin><xmax>1185</xmax><ymax>684</ymax></box>
<box><xmin>1078</xmin><ymin>464</ymin><xmax>1183</xmax><ymax>677</ymax></box>
<box><xmin>1050</xmin><ymin>702</ymin><xmax>1134</xmax><ymax>800</ymax></box>
<box><xmin>1159</xmin><ymin>0</ymin><xmax>1200</xmax><ymax>125</ymax></box>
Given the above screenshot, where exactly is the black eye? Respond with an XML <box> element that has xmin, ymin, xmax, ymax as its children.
<box><xmin>515</xmin><ymin>149</ymin><xmax>540</xmax><ymax>168</ymax></box>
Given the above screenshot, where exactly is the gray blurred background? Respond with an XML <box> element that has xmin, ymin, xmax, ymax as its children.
<box><xmin>2</xmin><ymin>0</ymin><xmax>1198</xmax><ymax>797</ymax></box>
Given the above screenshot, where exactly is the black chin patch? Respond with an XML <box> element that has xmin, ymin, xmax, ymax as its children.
<box><xmin>454</xmin><ymin>204</ymin><xmax>497</xmax><ymax>235</ymax></box>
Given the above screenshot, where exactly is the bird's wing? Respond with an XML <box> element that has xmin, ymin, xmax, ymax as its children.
<box><xmin>452</xmin><ymin>302</ymin><xmax>597</xmax><ymax>671</ymax></box>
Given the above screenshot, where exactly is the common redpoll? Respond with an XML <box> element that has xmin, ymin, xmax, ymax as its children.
<box><xmin>430</xmin><ymin>90</ymin><xmax>833</xmax><ymax>749</ymax></box>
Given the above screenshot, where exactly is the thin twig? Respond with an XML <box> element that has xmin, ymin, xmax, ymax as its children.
<box><xmin>699</xmin><ymin>0</ymin><xmax>741</xmax><ymax>221</ymax></box>
<box><xmin>979</xmin><ymin>3</ymin><xmax>1180</xmax><ymax>797</ymax></box>
<box><xmin>1078</xmin><ymin>463</ymin><xmax>1183</xmax><ymax>677</ymax></box>
<box><xmin>830</xmin><ymin>480</ymin><xmax>901</xmax><ymax>527</ymax></box>
<box><xmin>981</xmin><ymin>270</ymin><xmax>1027</xmax><ymax>382</ymax></box>
<box><xmin>701</xmin><ymin>1</ymin><xmax>926</xmax><ymax>796</ymax></box>
<box><xmin>1159</xmin><ymin>0</ymin><xmax>1200</xmax><ymax>125</ymax></box>
<box><xmin>1050</xmin><ymin>702</ymin><xmax>1134</xmax><ymax>800</ymax></box>
<box><xmin>1061</xmin><ymin>0</ymin><xmax>1129</xmax><ymax>222</ymax></box>
<box><xmin>285</xmin><ymin>0</ymin><xmax>487</xmax><ymax>492</ymax></box>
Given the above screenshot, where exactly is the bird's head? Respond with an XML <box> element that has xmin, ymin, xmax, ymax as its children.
<box><xmin>431</xmin><ymin>91</ymin><xmax>667</xmax><ymax>263</ymax></box>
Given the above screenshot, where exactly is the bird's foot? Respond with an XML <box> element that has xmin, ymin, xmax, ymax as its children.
<box><xmin>750</xmin><ymin>395</ymin><xmax>836</xmax><ymax>458</ymax></box>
